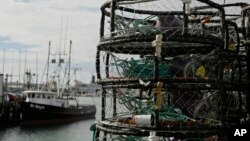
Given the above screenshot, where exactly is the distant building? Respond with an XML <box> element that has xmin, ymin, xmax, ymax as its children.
<box><xmin>73</xmin><ymin>80</ymin><xmax>101</xmax><ymax>95</ymax></box>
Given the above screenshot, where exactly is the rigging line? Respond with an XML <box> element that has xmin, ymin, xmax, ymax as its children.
<box><xmin>38</xmin><ymin>59</ymin><xmax>47</xmax><ymax>91</ymax></box>
<box><xmin>59</xmin><ymin>17</ymin><xmax>63</xmax><ymax>55</ymax></box>
<box><xmin>39</xmin><ymin>41</ymin><xmax>51</xmax><ymax>90</ymax></box>
<box><xmin>63</xmin><ymin>17</ymin><xmax>69</xmax><ymax>55</ymax></box>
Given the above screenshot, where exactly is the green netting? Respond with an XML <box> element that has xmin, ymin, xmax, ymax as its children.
<box><xmin>118</xmin><ymin>90</ymin><xmax>193</xmax><ymax>122</ymax></box>
<box><xmin>111</xmin><ymin>58</ymin><xmax>172</xmax><ymax>78</ymax></box>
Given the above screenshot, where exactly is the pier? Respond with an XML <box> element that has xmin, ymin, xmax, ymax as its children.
<box><xmin>0</xmin><ymin>74</ymin><xmax>21</xmax><ymax>126</ymax></box>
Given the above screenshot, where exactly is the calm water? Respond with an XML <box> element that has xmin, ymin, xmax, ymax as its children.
<box><xmin>0</xmin><ymin>97</ymin><xmax>102</xmax><ymax>141</ymax></box>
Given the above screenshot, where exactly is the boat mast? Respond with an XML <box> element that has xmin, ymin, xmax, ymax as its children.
<box><xmin>67</xmin><ymin>40</ymin><xmax>72</xmax><ymax>91</ymax></box>
<box><xmin>2</xmin><ymin>48</ymin><xmax>5</xmax><ymax>76</ymax></box>
<box><xmin>11</xmin><ymin>51</ymin><xmax>14</xmax><ymax>83</ymax></box>
<box><xmin>23</xmin><ymin>50</ymin><xmax>27</xmax><ymax>86</ymax></box>
<box><xmin>18</xmin><ymin>50</ymin><xmax>21</xmax><ymax>88</ymax></box>
<box><xmin>46</xmin><ymin>41</ymin><xmax>51</xmax><ymax>90</ymax></box>
<box><xmin>57</xmin><ymin>41</ymin><xmax>63</xmax><ymax>97</ymax></box>
<box><xmin>57</xmin><ymin>18</ymin><xmax>64</xmax><ymax>97</ymax></box>
<box><xmin>36</xmin><ymin>52</ymin><xmax>38</xmax><ymax>89</ymax></box>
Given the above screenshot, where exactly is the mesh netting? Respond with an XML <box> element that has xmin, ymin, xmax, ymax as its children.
<box><xmin>93</xmin><ymin>0</ymin><xmax>250</xmax><ymax>140</ymax></box>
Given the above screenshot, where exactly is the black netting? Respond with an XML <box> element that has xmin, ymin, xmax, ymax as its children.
<box><xmin>93</xmin><ymin>0</ymin><xmax>250</xmax><ymax>140</ymax></box>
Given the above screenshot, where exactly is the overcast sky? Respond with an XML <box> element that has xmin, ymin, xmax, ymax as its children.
<box><xmin>0</xmin><ymin>0</ymin><xmax>249</xmax><ymax>85</ymax></box>
<box><xmin>0</xmin><ymin>0</ymin><xmax>106</xmax><ymax>84</ymax></box>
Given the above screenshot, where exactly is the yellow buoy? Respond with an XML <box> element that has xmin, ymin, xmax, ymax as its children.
<box><xmin>228</xmin><ymin>44</ymin><xmax>236</xmax><ymax>51</ymax></box>
<box><xmin>196</xmin><ymin>65</ymin><xmax>206</xmax><ymax>78</ymax></box>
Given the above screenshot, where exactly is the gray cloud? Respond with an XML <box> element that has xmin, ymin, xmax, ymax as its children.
<box><xmin>0</xmin><ymin>35</ymin><xmax>37</xmax><ymax>50</ymax></box>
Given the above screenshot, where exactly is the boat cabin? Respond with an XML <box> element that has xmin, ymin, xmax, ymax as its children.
<box><xmin>22</xmin><ymin>90</ymin><xmax>71</xmax><ymax>107</ymax></box>
<box><xmin>23</xmin><ymin>90</ymin><xmax>57</xmax><ymax>101</ymax></box>
<box><xmin>22</xmin><ymin>90</ymin><xmax>80</xmax><ymax>108</ymax></box>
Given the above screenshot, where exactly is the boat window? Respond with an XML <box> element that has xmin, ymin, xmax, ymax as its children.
<box><xmin>47</xmin><ymin>96</ymin><xmax>51</xmax><ymax>99</ymax></box>
<box><xmin>32</xmin><ymin>93</ymin><xmax>35</xmax><ymax>98</ymax></box>
<box><xmin>37</xmin><ymin>94</ymin><xmax>41</xmax><ymax>98</ymax></box>
<box><xmin>28</xmin><ymin>94</ymin><xmax>30</xmax><ymax>98</ymax></box>
<box><xmin>42</xmin><ymin>94</ymin><xmax>46</xmax><ymax>99</ymax></box>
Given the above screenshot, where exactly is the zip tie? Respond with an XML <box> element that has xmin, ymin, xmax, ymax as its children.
<box><xmin>152</xmin><ymin>34</ymin><xmax>163</xmax><ymax>59</ymax></box>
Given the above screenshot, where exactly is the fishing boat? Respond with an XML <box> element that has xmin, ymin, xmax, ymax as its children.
<box><xmin>20</xmin><ymin>40</ymin><xmax>96</xmax><ymax>125</ymax></box>
<box><xmin>20</xmin><ymin>90</ymin><xmax>96</xmax><ymax>124</ymax></box>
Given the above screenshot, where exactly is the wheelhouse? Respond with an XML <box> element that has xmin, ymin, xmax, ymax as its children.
<box><xmin>22</xmin><ymin>90</ymin><xmax>57</xmax><ymax>101</ymax></box>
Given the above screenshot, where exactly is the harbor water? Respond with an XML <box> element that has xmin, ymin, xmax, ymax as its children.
<box><xmin>0</xmin><ymin>97</ymin><xmax>102</xmax><ymax>141</ymax></box>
